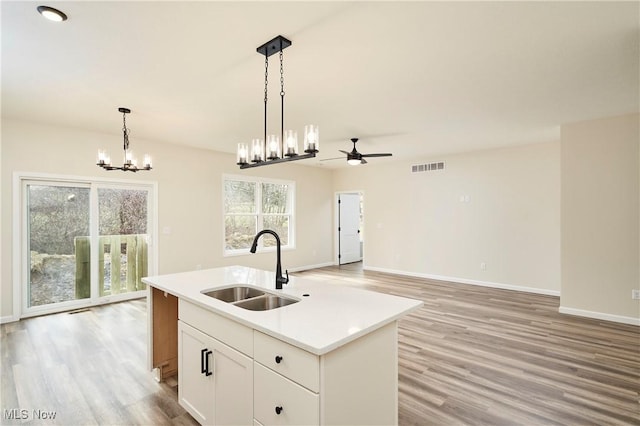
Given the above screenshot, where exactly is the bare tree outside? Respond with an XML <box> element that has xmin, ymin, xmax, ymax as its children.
<box><xmin>28</xmin><ymin>185</ymin><xmax>91</xmax><ymax>306</ymax></box>
<box><xmin>224</xmin><ymin>180</ymin><xmax>292</xmax><ymax>251</ymax></box>
<box><xmin>262</xmin><ymin>183</ymin><xmax>289</xmax><ymax>247</ymax></box>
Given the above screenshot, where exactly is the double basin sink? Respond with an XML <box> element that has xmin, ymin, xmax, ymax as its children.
<box><xmin>201</xmin><ymin>286</ymin><xmax>298</xmax><ymax>311</ymax></box>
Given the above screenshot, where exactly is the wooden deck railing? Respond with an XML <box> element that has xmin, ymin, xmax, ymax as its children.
<box><xmin>74</xmin><ymin>234</ymin><xmax>148</xmax><ymax>298</ymax></box>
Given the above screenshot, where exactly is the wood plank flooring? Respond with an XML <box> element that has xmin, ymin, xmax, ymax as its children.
<box><xmin>1</xmin><ymin>264</ymin><xmax>638</xmax><ymax>425</ymax></box>
<box><xmin>1</xmin><ymin>300</ymin><xmax>198</xmax><ymax>425</ymax></box>
<box><xmin>295</xmin><ymin>264</ymin><xmax>640</xmax><ymax>425</ymax></box>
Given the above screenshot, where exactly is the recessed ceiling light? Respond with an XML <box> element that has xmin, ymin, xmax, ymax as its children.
<box><xmin>37</xmin><ymin>5</ymin><xmax>67</xmax><ymax>22</ymax></box>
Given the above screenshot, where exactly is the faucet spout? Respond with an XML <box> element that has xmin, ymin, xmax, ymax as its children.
<box><xmin>250</xmin><ymin>229</ymin><xmax>289</xmax><ymax>289</ymax></box>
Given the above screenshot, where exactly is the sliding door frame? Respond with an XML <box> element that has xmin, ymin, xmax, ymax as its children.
<box><xmin>12</xmin><ymin>172</ymin><xmax>158</xmax><ymax>319</ymax></box>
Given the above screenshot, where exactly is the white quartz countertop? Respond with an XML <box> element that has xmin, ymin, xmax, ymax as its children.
<box><xmin>143</xmin><ymin>266</ymin><xmax>423</xmax><ymax>355</ymax></box>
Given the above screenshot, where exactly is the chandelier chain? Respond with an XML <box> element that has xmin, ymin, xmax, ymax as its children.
<box><xmin>264</xmin><ymin>55</ymin><xmax>269</xmax><ymax>103</ymax></box>
<box><xmin>279</xmin><ymin>50</ymin><xmax>285</xmax><ymax>97</ymax></box>
<box><xmin>122</xmin><ymin>111</ymin><xmax>130</xmax><ymax>151</ymax></box>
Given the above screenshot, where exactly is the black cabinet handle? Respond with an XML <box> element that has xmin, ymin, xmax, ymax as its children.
<box><xmin>275</xmin><ymin>406</ymin><xmax>283</xmax><ymax>415</ymax></box>
<box><xmin>200</xmin><ymin>348</ymin><xmax>207</xmax><ymax>374</ymax></box>
<box><xmin>204</xmin><ymin>350</ymin><xmax>213</xmax><ymax>376</ymax></box>
<box><xmin>275</xmin><ymin>355</ymin><xmax>283</xmax><ymax>364</ymax></box>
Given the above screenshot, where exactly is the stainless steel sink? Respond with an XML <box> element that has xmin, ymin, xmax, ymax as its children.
<box><xmin>202</xmin><ymin>286</ymin><xmax>265</xmax><ymax>302</ymax></box>
<box><xmin>201</xmin><ymin>286</ymin><xmax>298</xmax><ymax>311</ymax></box>
<box><xmin>234</xmin><ymin>294</ymin><xmax>298</xmax><ymax>311</ymax></box>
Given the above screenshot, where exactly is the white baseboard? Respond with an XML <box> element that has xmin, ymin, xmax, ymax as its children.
<box><xmin>559</xmin><ymin>306</ymin><xmax>640</xmax><ymax>326</ymax></box>
<box><xmin>362</xmin><ymin>265</ymin><xmax>561</xmax><ymax>297</ymax></box>
<box><xmin>0</xmin><ymin>315</ymin><xmax>19</xmax><ymax>324</ymax></box>
<box><xmin>362</xmin><ymin>265</ymin><xmax>639</xmax><ymax>326</ymax></box>
<box><xmin>288</xmin><ymin>262</ymin><xmax>334</xmax><ymax>273</ymax></box>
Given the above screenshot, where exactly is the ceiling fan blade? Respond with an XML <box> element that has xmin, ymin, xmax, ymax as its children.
<box><xmin>361</xmin><ymin>153</ymin><xmax>393</xmax><ymax>157</ymax></box>
<box><xmin>320</xmin><ymin>157</ymin><xmax>344</xmax><ymax>161</ymax></box>
<box><xmin>361</xmin><ymin>158</ymin><xmax>368</xmax><ymax>164</ymax></box>
<box><xmin>338</xmin><ymin>150</ymin><xmax>351</xmax><ymax>155</ymax></box>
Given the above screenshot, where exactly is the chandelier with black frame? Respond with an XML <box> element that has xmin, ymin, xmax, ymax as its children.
<box><xmin>236</xmin><ymin>35</ymin><xmax>319</xmax><ymax>169</ymax></box>
<box><xmin>97</xmin><ymin>107</ymin><xmax>152</xmax><ymax>172</ymax></box>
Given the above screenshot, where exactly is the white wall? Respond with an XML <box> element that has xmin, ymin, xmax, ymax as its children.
<box><xmin>560</xmin><ymin>113</ymin><xmax>639</xmax><ymax>324</ymax></box>
<box><xmin>4</xmin><ymin>115</ymin><xmax>637</xmax><ymax>324</ymax></box>
<box><xmin>333</xmin><ymin>141</ymin><xmax>561</xmax><ymax>295</ymax></box>
<box><xmin>1</xmin><ymin>119</ymin><xmax>334</xmax><ymax>320</ymax></box>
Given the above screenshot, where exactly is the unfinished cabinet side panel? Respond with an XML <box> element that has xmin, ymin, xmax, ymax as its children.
<box><xmin>150</xmin><ymin>287</ymin><xmax>178</xmax><ymax>380</ymax></box>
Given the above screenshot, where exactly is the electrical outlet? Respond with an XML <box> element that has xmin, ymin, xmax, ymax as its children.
<box><xmin>632</xmin><ymin>289</ymin><xmax>640</xmax><ymax>300</ymax></box>
<box><xmin>480</xmin><ymin>262</ymin><xmax>487</xmax><ymax>271</ymax></box>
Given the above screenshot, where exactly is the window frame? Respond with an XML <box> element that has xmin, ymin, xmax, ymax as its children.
<box><xmin>222</xmin><ymin>174</ymin><xmax>295</xmax><ymax>256</ymax></box>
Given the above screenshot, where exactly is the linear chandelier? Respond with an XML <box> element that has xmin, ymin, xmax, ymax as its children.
<box><xmin>97</xmin><ymin>107</ymin><xmax>152</xmax><ymax>172</ymax></box>
<box><xmin>237</xmin><ymin>35</ymin><xmax>319</xmax><ymax>169</ymax></box>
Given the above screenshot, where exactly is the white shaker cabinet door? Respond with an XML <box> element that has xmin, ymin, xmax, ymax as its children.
<box><xmin>179</xmin><ymin>321</ymin><xmax>253</xmax><ymax>425</ymax></box>
<box><xmin>179</xmin><ymin>321</ymin><xmax>216</xmax><ymax>424</ymax></box>
<box><xmin>211</xmin><ymin>335</ymin><xmax>253</xmax><ymax>425</ymax></box>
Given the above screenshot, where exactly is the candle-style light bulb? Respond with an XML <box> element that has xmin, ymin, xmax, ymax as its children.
<box><xmin>237</xmin><ymin>143</ymin><xmax>248</xmax><ymax>165</ymax></box>
<box><xmin>304</xmin><ymin>125</ymin><xmax>319</xmax><ymax>153</ymax></box>
<box><xmin>251</xmin><ymin>139</ymin><xmax>264</xmax><ymax>162</ymax></box>
<box><xmin>267</xmin><ymin>135</ymin><xmax>280</xmax><ymax>160</ymax></box>
<box><xmin>284</xmin><ymin>130</ymin><xmax>298</xmax><ymax>157</ymax></box>
<box><xmin>97</xmin><ymin>150</ymin><xmax>106</xmax><ymax>165</ymax></box>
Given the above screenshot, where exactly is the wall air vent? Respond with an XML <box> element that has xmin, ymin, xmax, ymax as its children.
<box><xmin>411</xmin><ymin>162</ymin><xmax>445</xmax><ymax>173</ymax></box>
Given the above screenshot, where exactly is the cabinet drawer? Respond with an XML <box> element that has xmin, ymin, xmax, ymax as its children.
<box><xmin>254</xmin><ymin>331</ymin><xmax>319</xmax><ymax>392</ymax></box>
<box><xmin>254</xmin><ymin>363</ymin><xmax>319</xmax><ymax>426</ymax></box>
<box><xmin>179</xmin><ymin>299</ymin><xmax>253</xmax><ymax>357</ymax></box>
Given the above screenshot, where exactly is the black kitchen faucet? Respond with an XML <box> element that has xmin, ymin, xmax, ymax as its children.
<box><xmin>250</xmin><ymin>229</ymin><xmax>289</xmax><ymax>289</ymax></box>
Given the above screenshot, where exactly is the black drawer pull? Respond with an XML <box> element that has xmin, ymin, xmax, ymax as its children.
<box><xmin>200</xmin><ymin>348</ymin><xmax>207</xmax><ymax>374</ymax></box>
<box><xmin>204</xmin><ymin>350</ymin><xmax>213</xmax><ymax>376</ymax></box>
<box><xmin>275</xmin><ymin>355</ymin><xmax>283</xmax><ymax>364</ymax></box>
<box><xmin>275</xmin><ymin>406</ymin><xmax>283</xmax><ymax>415</ymax></box>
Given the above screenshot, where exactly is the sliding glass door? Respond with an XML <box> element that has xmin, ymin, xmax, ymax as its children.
<box><xmin>97</xmin><ymin>187</ymin><xmax>149</xmax><ymax>298</ymax></box>
<box><xmin>26</xmin><ymin>183</ymin><xmax>92</xmax><ymax>308</ymax></box>
<box><xmin>21</xmin><ymin>176</ymin><xmax>155</xmax><ymax>317</ymax></box>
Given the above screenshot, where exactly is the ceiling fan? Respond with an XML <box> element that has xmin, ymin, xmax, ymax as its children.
<box><xmin>323</xmin><ymin>138</ymin><xmax>393</xmax><ymax>165</ymax></box>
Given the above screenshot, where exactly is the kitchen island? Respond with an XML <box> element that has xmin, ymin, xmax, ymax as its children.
<box><xmin>143</xmin><ymin>266</ymin><xmax>422</xmax><ymax>425</ymax></box>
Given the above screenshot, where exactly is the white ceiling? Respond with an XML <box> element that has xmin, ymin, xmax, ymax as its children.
<box><xmin>2</xmin><ymin>1</ymin><xmax>638</xmax><ymax>168</ymax></box>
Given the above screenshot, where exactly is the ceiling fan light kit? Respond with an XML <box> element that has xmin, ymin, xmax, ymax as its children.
<box><xmin>237</xmin><ymin>35</ymin><xmax>319</xmax><ymax>169</ymax></box>
<box><xmin>341</xmin><ymin>138</ymin><xmax>393</xmax><ymax>166</ymax></box>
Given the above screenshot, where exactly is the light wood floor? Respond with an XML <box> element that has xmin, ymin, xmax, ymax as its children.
<box><xmin>1</xmin><ymin>264</ymin><xmax>638</xmax><ymax>425</ymax></box>
<box><xmin>296</xmin><ymin>264</ymin><xmax>640</xmax><ymax>425</ymax></box>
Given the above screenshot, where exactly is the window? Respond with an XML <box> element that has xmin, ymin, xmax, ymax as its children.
<box><xmin>224</xmin><ymin>175</ymin><xmax>294</xmax><ymax>254</ymax></box>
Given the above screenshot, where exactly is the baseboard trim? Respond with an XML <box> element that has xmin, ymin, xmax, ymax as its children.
<box><xmin>0</xmin><ymin>315</ymin><xmax>19</xmax><ymax>324</ymax></box>
<box><xmin>289</xmin><ymin>262</ymin><xmax>334</xmax><ymax>273</ymax></box>
<box><xmin>559</xmin><ymin>306</ymin><xmax>640</xmax><ymax>326</ymax></box>
<box><xmin>362</xmin><ymin>265</ymin><xmax>561</xmax><ymax>297</ymax></box>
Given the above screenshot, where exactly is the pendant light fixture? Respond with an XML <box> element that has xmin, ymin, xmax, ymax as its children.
<box><xmin>97</xmin><ymin>107</ymin><xmax>152</xmax><ymax>172</ymax></box>
<box><xmin>237</xmin><ymin>35</ymin><xmax>319</xmax><ymax>169</ymax></box>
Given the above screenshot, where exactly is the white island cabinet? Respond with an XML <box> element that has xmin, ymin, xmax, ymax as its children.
<box><xmin>178</xmin><ymin>300</ymin><xmax>253</xmax><ymax>425</ymax></box>
<box><xmin>144</xmin><ymin>266</ymin><xmax>422</xmax><ymax>426</ymax></box>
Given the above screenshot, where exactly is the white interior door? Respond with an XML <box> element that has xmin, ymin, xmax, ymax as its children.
<box><xmin>338</xmin><ymin>193</ymin><xmax>362</xmax><ymax>265</ymax></box>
